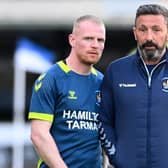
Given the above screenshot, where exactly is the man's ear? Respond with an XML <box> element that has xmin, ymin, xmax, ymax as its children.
<box><xmin>69</xmin><ymin>34</ymin><xmax>75</xmax><ymax>47</ymax></box>
<box><xmin>133</xmin><ymin>26</ymin><xmax>137</xmax><ymax>41</ymax></box>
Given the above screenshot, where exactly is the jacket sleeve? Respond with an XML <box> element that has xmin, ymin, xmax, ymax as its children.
<box><xmin>98</xmin><ymin>65</ymin><xmax>116</xmax><ymax>164</ymax></box>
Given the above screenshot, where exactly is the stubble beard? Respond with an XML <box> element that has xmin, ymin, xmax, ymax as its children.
<box><xmin>80</xmin><ymin>55</ymin><xmax>101</xmax><ymax>66</ymax></box>
<box><xmin>138</xmin><ymin>41</ymin><xmax>165</xmax><ymax>62</ymax></box>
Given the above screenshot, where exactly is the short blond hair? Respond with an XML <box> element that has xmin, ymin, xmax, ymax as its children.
<box><xmin>72</xmin><ymin>15</ymin><xmax>105</xmax><ymax>33</ymax></box>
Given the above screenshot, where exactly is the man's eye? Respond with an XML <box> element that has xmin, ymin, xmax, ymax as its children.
<box><xmin>85</xmin><ymin>37</ymin><xmax>92</xmax><ymax>40</ymax></box>
<box><xmin>153</xmin><ymin>28</ymin><xmax>161</xmax><ymax>32</ymax></box>
<box><xmin>98</xmin><ymin>39</ymin><xmax>105</xmax><ymax>43</ymax></box>
<box><xmin>139</xmin><ymin>28</ymin><xmax>146</xmax><ymax>32</ymax></box>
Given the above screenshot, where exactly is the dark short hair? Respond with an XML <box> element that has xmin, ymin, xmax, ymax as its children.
<box><xmin>135</xmin><ymin>4</ymin><xmax>168</xmax><ymax>25</ymax></box>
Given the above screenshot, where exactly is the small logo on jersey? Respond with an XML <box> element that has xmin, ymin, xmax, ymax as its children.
<box><xmin>68</xmin><ymin>90</ymin><xmax>77</xmax><ymax>99</ymax></box>
<box><xmin>96</xmin><ymin>90</ymin><xmax>101</xmax><ymax>106</ymax></box>
<box><xmin>38</xmin><ymin>73</ymin><xmax>46</xmax><ymax>81</ymax></box>
<box><xmin>162</xmin><ymin>77</ymin><xmax>168</xmax><ymax>92</ymax></box>
<box><xmin>35</xmin><ymin>82</ymin><xmax>42</xmax><ymax>91</ymax></box>
<box><xmin>119</xmin><ymin>83</ymin><xmax>136</xmax><ymax>88</ymax></box>
<box><xmin>34</xmin><ymin>73</ymin><xmax>46</xmax><ymax>92</ymax></box>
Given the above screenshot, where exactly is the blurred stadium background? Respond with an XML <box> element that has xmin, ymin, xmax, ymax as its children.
<box><xmin>0</xmin><ymin>0</ymin><xmax>168</xmax><ymax>168</ymax></box>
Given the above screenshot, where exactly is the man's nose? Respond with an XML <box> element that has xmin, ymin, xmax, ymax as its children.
<box><xmin>91</xmin><ymin>39</ymin><xmax>99</xmax><ymax>47</ymax></box>
<box><xmin>145</xmin><ymin>30</ymin><xmax>154</xmax><ymax>41</ymax></box>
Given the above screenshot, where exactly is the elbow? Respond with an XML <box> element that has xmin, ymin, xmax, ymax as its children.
<box><xmin>30</xmin><ymin>127</ymin><xmax>50</xmax><ymax>147</ymax></box>
<box><xmin>30</xmin><ymin>130</ymin><xmax>39</xmax><ymax>145</ymax></box>
<box><xmin>30</xmin><ymin>127</ymin><xmax>46</xmax><ymax>147</ymax></box>
<box><xmin>30</xmin><ymin>120</ymin><xmax>51</xmax><ymax>146</ymax></box>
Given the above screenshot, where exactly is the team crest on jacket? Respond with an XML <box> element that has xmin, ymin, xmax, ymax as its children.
<box><xmin>96</xmin><ymin>90</ymin><xmax>101</xmax><ymax>106</ymax></box>
<box><xmin>162</xmin><ymin>77</ymin><xmax>168</xmax><ymax>92</ymax></box>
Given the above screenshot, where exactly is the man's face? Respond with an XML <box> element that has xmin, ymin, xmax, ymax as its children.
<box><xmin>70</xmin><ymin>20</ymin><xmax>106</xmax><ymax>65</ymax></box>
<box><xmin>133</xmin><ymin>14</ymin><xmax>168</xmax><ymax>63</ymax></box>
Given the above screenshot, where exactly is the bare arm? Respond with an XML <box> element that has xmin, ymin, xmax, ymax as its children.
<box><xmin>30</xmin><ymin>120</ymin><xmax>68</xmax><ymax>168</ymax></box>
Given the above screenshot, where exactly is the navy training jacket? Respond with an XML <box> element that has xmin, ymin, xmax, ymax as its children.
<box><xmin>99</xmin><ymin>50</ymin><xmax>168</xmax><ymax>168</ymax></box>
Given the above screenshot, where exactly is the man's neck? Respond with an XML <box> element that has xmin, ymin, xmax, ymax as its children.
<box><xmin>66</xmin><ymin>56</ymin><xmax>92</xmax><ymax>75</ymax></box>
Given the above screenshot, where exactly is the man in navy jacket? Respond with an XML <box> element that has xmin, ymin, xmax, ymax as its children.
<box><xmin>99</xmin><ymin>4</ymin><xmax>168</xmax><ymax>168</ymax></box>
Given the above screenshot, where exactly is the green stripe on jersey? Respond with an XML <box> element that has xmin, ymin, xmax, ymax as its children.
<box><xmin>28</xmin><ymin>112</ymin><xmax>54</xmax><ymax>122</ymax></box>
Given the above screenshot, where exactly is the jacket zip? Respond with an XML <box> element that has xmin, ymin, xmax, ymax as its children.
<box><xmin>142</xmin><ymin>60</ymin><xmax>165</xmax><ymax>87</ymax></box>
<box><xmin>141</xmin><ymin>58</ymin><xmax>166</xmax><ymax>167</ymax></box>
